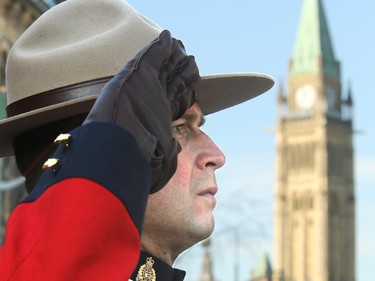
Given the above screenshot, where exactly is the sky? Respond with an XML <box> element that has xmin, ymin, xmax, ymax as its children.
<box><xmin>124</xmin><ymin>1</ymin><xmax>375</xmax><ymax>280</ymax></box>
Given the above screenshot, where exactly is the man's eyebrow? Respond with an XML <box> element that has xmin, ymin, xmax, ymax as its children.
<box><xmin>199</xmin><ymin>116</ymin><xmax>206</xmax><ymax>127</ymax></box>
<box><xmin>182</xmin><ymin>112</ymin><xmax>206</xmax><ymax>127</ymax></box>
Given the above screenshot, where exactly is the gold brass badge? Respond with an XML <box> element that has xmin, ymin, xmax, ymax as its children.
<box><xmin>42</xmin><ymin>158</ymin><xmax>59</xmax><ymax>173</ymax></box>
<box><xmin>136</xmin><ymin>257</ymin><xmax>156</xmax><ymax>281</ymax></box>
<box><xmin>54</xmin><ymin>133</ymin><xmax>72</xmax><ymax>149</ymax></box>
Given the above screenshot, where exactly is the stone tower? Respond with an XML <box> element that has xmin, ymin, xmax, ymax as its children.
<box><xmin>200</xmin><ymin>239</ymin><xmax>215</xmax><ymax>281</ymax></box>
<box><xmin>273</xmin><ymin>1</ymin><xmax>355</xmax><ymax>281</ymax></box>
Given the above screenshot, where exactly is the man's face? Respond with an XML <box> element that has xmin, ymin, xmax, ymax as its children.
<box><xmin>141</xmin><ymin>103</ymin><xmax>226</xmax><ymax>260</ymax></box>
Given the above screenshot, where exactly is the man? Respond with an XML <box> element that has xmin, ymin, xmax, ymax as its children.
<box><xmin>0</xmin><ymin>0</ymin><xmax>274</xmax><ymax>280</ymax></box>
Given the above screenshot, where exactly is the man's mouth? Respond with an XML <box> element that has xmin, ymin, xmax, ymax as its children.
<box><xmin>198</xmin><ymin>186</ymin><xmax>218</xmax><ymax>198</ymax></box>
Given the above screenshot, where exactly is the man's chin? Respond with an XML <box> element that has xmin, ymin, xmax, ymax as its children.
<box><xmin>198</xmin><ymin>216</ymin><xmax>215</xmax><ymax>240</ymax></box>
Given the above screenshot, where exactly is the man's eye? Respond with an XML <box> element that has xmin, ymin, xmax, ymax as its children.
<box><xmin>172</xmin><ymin>125</ymin><xmax>185</xmax><ymax>135</ymax></box>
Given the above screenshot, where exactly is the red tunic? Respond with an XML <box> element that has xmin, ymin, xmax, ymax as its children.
<box><xmin>0</xmin><ymin>122</ymin><xmax>151</xmax><ymax>280</ymax></box>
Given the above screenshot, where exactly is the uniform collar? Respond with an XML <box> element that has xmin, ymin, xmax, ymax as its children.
<box><xmin>130</xmin><ymin>251</ymin><xmax>186</xmax><ymax>281</ymax></box>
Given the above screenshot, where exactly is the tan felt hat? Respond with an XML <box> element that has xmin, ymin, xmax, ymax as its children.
<box><xmin>0</xmin><ymin>0</ymin><xmax>274</xmax><ymax>157</ymax></box>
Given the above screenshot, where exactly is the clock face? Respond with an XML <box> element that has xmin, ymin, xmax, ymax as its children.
<box><xmin>295</xmin><ymin>84</ymin><xmax>316</xmax><ymax>109</ymax></box>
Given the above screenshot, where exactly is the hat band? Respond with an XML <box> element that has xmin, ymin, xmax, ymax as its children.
<box><xmin>6</xmin><ymin>76</ymin><xmax>113</xmax><ymax>118</ymax></box>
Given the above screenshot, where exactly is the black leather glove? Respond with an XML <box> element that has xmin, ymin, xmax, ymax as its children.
<box><xmin>83</xmin><ymin>30</ymin><xmax>200</xmax><ymax>193</ymax></box>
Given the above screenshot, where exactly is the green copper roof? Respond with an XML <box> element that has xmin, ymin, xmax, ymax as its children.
<box><xmin>252</xmin><ymin>252</ymin><xmax>272</xmax><ymax>279</ymax></box>
<box><xmin>0</xmin><ymin>93</ymin><xmax>6</xmax><ymax>120</ymax></box>
<box><xmin>291</xmin><ymin>0</ymin><xmax>339</xmax><ymax>76</ymax></box>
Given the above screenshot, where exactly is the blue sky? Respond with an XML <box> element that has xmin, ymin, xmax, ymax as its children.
<box><xmin>126</xmin><ymin>1</ymin><xmax>374</xmax><ymax>280</ymax></box>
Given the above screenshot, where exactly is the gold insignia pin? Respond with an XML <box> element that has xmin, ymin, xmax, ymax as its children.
<box><xmin>42</xmin><ymin>158</ymin><xmax>59</xmax><ymax>173</ymax></box>
<box><xmin>54</xmin><ymin>133</ymin><xmax>72</xmax><ymax>149</ymax></box>
<box><xmin>136</xmin><ymin>257</ymin><xmax>156</xmax><ymax>281</ymax></box>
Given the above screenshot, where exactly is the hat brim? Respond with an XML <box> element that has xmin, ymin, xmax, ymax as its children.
<box><xmin>0</xmin><ymin>73</ymin><xmax>274</xmax><ymax>156</ymax></box>
<box><xmin>195</xmin><ymin>73</ymin><xmax>274</xmax><ymax>115</ymax></box>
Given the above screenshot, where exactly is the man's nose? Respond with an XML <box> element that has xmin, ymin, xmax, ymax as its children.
<box><xmin>196</xmin><ymin>132</ymin><xmax>226</xmax><ymax>170</ymax></box>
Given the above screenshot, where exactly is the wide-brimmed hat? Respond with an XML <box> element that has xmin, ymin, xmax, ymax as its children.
<box><xmin>0</xmin><ymin>0</ymin><xmax>274</xmax><ymax>157</ymax></box>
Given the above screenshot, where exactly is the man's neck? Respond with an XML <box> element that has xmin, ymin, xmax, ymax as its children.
<box><xmin>140</xmin><ymin>239</ymin><xmax>176</xmax><ymax>266</ymax></box>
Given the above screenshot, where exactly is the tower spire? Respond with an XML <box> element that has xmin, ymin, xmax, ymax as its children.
<box><xmin>290</xmin><ymin>0</ymin><xmax>339</xmax><ymax>77</ymax></box>
<box><xmin>274</xmin><ymin>1</ymin><xmax>355</xmax><ymax>281</ymax></box>
<box><xmin>250</xmin><ymin>252</ymin><xmax>272</xmax><ymax>281</ymax></box>
<box><xmin>200</xmin><ymin>239</ymin><xmax>215</xmax><ymax>281</ymax></box>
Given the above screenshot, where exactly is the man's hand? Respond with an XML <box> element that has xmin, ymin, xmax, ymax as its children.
<box><xmin>83</xmin><ymin>30</ymin><xmax>200</xmax><ymax>193</ymax></box>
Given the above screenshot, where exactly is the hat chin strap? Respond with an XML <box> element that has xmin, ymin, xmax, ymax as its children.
<box><xmin>6</xmin><ymin>76</ymin><xmax>113</xmax><ymax>118</ymax></box>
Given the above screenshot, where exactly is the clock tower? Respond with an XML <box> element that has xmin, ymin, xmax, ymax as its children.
<box><xmin>273</xmin><ymin>1</ymin><xmax>355</xmax><ymax>281</ymax></box>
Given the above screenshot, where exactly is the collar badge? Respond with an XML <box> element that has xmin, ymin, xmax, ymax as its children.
<box><xmin>136</xmin><ymin>257</ymin><xmax>156</xmax><ymax>281</ymax></box>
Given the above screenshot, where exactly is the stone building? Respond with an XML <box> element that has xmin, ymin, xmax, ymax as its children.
<box><xmin>0</xmin><ymin>0</ymin><xmax>59</xmax><ymax>243</ymax></box>
<box><xmin>273</xmin><ymin>0</ymin><xmax>355</xmax><ymax>281</ymax></box>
